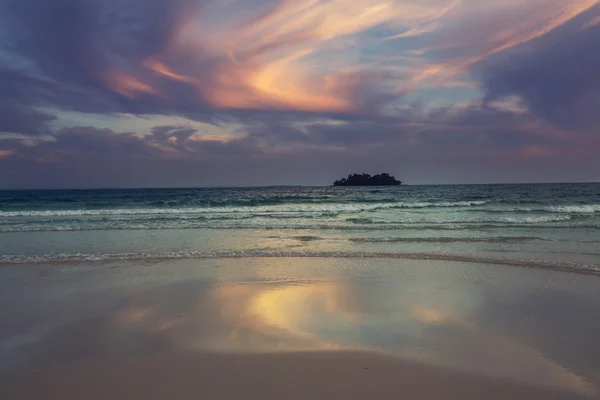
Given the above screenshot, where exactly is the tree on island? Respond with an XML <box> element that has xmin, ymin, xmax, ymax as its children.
<box><xmin>333</xmin><ymin>173</ymin><xmax>402</xmax><ymax>186</ymax></box>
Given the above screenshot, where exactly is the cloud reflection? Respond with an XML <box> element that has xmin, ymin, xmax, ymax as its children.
<box><xmin>89</xmin><ymin>276</ymin><xmax>596</xmax><ymax>396</ymax></box>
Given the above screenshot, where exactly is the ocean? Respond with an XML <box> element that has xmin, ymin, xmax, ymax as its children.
<box><xmin>3</xmin><ymin>183</ymin><xmax>600</xmax><ymax>393</ymax></box>
<box><xmin>1</xmin><ymin>183</ymin><xmax>600</xmax><ymax>273</ymax></box>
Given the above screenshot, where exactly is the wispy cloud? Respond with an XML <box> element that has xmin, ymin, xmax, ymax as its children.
<box><xmin>1</xmin><ymin>0</ymin><xmax>599</xmax><ymax>186</ymax></box>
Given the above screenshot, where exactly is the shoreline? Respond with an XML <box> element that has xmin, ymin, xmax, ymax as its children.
<box><xmin>2</xmin><ymin>252</ymin><xmax>599</xmax><ymax>276</ymax></box>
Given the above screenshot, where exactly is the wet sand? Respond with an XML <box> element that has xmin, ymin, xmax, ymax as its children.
<box><xmin>1</xmin><ymin>257</ymin><xmax>600</xmax><ymax>399</ymax></box>
<box><xmin>1</xmin><ymin>351</ymin><xmax>594</xmax><ymax>400</ymax></box>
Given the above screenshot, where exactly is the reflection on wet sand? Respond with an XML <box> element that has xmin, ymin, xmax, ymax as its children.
<box><xmin>2</xmin><ymin>258</ymin><xmax>600</xmax><ymax>397</ymax></box>
<box><xmin>108</xmin><ymin>282</ymin><xmax>360</xmax><ymax>353</ymax></box>
<box><xmin>98</xmin><ymin>278</ymin><xmax>597</xmax><ymax>395</ymax></box>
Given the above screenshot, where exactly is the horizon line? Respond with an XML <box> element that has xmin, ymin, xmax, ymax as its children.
<box><xmin>1</xmin><ymin>181</ymin><xmax>599</xmax><ymax>191</ymax></box>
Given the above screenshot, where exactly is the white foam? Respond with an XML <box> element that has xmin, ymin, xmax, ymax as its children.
<box><xmin>0</xmin><ymin>201</ymin><xmax>489</xmax><ymax>218</ymax></box>
<box><xmin>545</xmin><ymin>205</ymin><xmax>600</xmax><ymax>213</ymax></box>
<box><xmin>502</xmin><ymin>215</ymin><xmax>573</xmax><ymax>223</ymax></box>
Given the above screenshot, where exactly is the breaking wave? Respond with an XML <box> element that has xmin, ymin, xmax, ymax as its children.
<box><xmin>0</xmin><ymin>201</ymin><xmax>490</xmax><ymax>218</ymax></box>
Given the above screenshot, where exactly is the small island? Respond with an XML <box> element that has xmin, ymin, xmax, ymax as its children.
<box><xmin>333</xmin><ymin>173</ymin><xmax>402</xmax><ymax>186</ymax></box>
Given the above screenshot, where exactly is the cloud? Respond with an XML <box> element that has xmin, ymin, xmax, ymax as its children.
<box><xmin>1</xmin><ymin>0</ymin><xmax>202</xmax><ymax>114</ymax></box>
<box><xmin>3</xmin><ymin>100</ymin><xmax>599</xmax><ymax>188</ymax></box>
<box><xmin>0</xmin><ymin>100</ymin><xmax>56</xmax><ymax>136</ymax></box>
<box><xmin>0</xmin><ymin>0</ymin><xmax>472</xmax><ymax>117</ymax></box>
<box><xmin>151</xmin><ymin>125</ymin><xmax>198</xmax><ymax>142</ymax></box>
<box><xmin>2</xmin><ymin>0</ymin><xmax>598</xmax><ymax>119</ymax></box>
<box><xmin>480</xmin><ymin>4</ymin><xmax>600</xmax><ymax>130</ymax></box>
<box><xmin>0</xmin><ymin>0</ymin><xmax>599</xmax><ymax>186</ymax></box>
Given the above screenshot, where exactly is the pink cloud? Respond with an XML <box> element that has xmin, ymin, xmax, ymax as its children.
<box><xmin>0</xmin><ymin>150</ymin><xmax>16</xmax><ymax>158</ymax></box>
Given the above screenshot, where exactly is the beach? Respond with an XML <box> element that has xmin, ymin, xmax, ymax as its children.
<box><xmin>3</xmin><ymin>0</ymin><xmax>599</xmax><ymax>396</ymax></box>
<box><xmin>1</xmin><ymin>257</ymin><xmax>600</xmax><ymax>399</ymax></box>
<box><xmin>1</xmin><ymin>184</ymin><xmax>600</xmax><ymax>398</ymax></box>
<box><xmin>1</xmin><ymin>351</ymin><xmax>594</xmax><ymax>400</ymax></box>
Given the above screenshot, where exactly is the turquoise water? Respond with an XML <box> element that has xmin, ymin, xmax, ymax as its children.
<box><xmin>1</xmin><ymin>184</ymin><xmax>599</xmax><ymax>272</ymax></box>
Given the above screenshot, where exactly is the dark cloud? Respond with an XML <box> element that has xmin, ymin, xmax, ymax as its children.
<box><xmin>0</xmin><ymin>100</ymin><xmax>56</xmax><ymax>136</ymax></box>
<box><xmin>2</xmin><ymin>102</ymin><xmax>598</xmax><ymax>188</ymax></box>
<box><xmin>480</xmin><ymin>7</ymin><xmax>600</xmax><ymax>131</ymax></box>
<box><xmin>3</xmin><ymin>127</ymin><xmax>158</xmax><ymax>162</ymax></box>
<box><xmin>6</xmin><ymin>0</ymin><xmax>106</xmax><ymax>86</ymax></box>
<box><xmin>0</xmin><ymin>0</ymin><xmax>204</xmax><ymax>115</ymax></box>
<box><xmin>239</xmin><ymin>104</ymin><xmax>558</xmax><ymax>153</ymax></box>
<box><xmin>0</xmin><ymin>67</ymin><xmax>121</xmax><ymax>114</ymax></box>
<box><xmin>4</xmin><ymin>0</ymin><xmax>196</xmax><ymax>82</ymax></box>
<box><xmin>151</xmin><ymin>125</ymin><xmax>198</xmax><ymax>142</ymax></box>
<box><xmin>0</xmin><ymin>123</ymin><xmax>267</xmax><ymax>187</ymax></box>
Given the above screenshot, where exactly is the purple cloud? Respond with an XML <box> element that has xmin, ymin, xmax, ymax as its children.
<box><xmin>0</xmin><ymin>0</ymin><xmax>599</xmax><ymax>186</ymax></box>
<box><xmin>0</xmin><ymin>100</ymin><xmax>56</xmax><ymax>136</ymax></box>
<box><xmin>480</xmin><ymin>5</ymin><xmax>600</xmax><ymax>131</ymax></box>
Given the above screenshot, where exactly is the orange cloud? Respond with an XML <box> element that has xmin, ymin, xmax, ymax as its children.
<box><xmin>106</xmin><ymin>71</ymin><xmax>158</xmax><ymax>99</ymax></box>
<box><xmin>135</xmin><ymin>0</ymin><xmax>466</xmax><ymax>112</ymax></box>
<box><xmin>205</xmin><ymin>51</ymin><xmax>355</xmax><ymax>112</ymax></box>
<box><xmin>482</xmin><ymin>0</ymin><xmax>599</xmax><ymax>58</ymax></box>
<box><xmin>143</xmin><ymin>60</ymin><xmax>195</xmax><ymax>84</ymax></box>
<box><xmin>0</xmin><ymin>150</ymin><xmax>15</xmax><ymax>158</ymax></box>
<box><xmin>188</xmin><ymin>133</ymin><xmax>242</xmax><ymax>142</ymax></box>
<box><xmin>210</xmin><ymin>0</ymin><xmax>465</xmax><ymax>107</ymax></box>
<box><xmin>102</xmin><ymin>0</ymin><xmax>599</xmax><ymax>112</ymax></box>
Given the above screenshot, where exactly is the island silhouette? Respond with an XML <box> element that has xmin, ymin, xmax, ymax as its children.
<box><xmin>333</xmin><ymin>173</ymin><xmax>402</xmax><ymax>186</ymax></box>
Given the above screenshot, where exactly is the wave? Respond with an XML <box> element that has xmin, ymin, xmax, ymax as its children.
<box><xmin>478</xmin><ymin>204</ymin><xmax>600</xmax><ymax>214</ymax></box>
<box><xmin>501</xmin><ymin>215</ymin><xmax>574</xmax><ymax>223</ymax></box>
<box><xmin>347</xmin><ymin>214</ymin><xmax>576</xmax><ymax>225</ymax></box>
<box><xmin>1</xmin><ymin>250</ymin><xmax>598</xmax><ymax>274</ymax></box>
<box><xmin>2</xmin><ymin>220</ymin><xmax>598</xmax><ymax>233</ymax></box>
<box><xmin>545</xmin><ymin>204</ymin><xmax>600</xmax><ymax>213</ymax></box>
<box><xmin>1</xmin><ymin>210</ymin><xmax>588</xmax><ymax>229</ymax></box>
<box><xmin>145</xmin><ymin>195</ymin><xmax>341</xmax><ymax>208</ymax></box>
<box><xmin>0</xmin><ymin>200</ymin><xmax>491</xmax><ymax>217</ymax></box>
<box><xmin>0</xmin><ymin>194</ymin><xmax>344</xmax><ymax>209</ymax></box>
<box><xmin>349</xmin><ymin>236</ymin><xmax>542</xmax><ymax>244</ymax></box>
<box><xmin>4</xmin><ymin>202</ymin><xmax>600</xmax><ymax>219</ymax></box>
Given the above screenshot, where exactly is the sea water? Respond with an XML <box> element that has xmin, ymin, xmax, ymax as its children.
<box><xmin>1</xmin><ymin>183</ymin><xmax>599</xmax><ymax>272</ymax></box>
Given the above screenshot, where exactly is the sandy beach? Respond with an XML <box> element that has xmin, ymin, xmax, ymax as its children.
<box><xmin>1</xmin><ymin>257</ymin><xmax>599</xmax><ymax>399</ymax></box>
<box><xmin>1</xmin><ymin>351</ymin><xmax>594</xmax><ymax>400</ymax></box>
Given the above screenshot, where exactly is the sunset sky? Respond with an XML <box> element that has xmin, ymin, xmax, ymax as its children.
<box><xmin>1</xmin><ymin>0</ymin><xmax>599</xmax><ymax>188</ymax></box>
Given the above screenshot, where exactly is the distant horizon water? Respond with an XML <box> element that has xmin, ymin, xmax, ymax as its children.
<box><xmin>2</xmin><ymin>181</ymin><xmax>600</xmax><ymax>191</ymax></box>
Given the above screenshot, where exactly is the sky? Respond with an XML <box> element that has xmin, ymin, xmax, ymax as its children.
<box><xmin>1</xmin><ymin>0</ymin><xmax>599</xmax><ymax>188</ymax></box>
